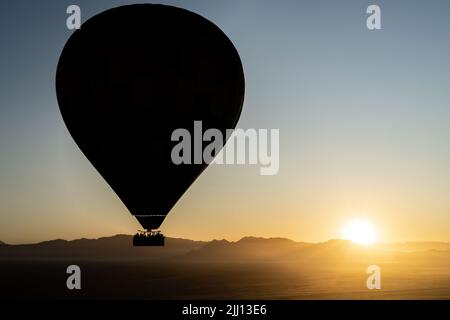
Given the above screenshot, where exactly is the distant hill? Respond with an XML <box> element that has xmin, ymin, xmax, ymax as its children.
<box><xmin>182</xmin><ymin>238</ymin><xmax>450</xmax><ymax>266</ymax></box>
<box><xmin>1</xmin><ymin>235</ymin><xmax>449</xmax><ymax>300</ymax></box>
<box><xmin>182</xmin><ymin>238</ymin><xmax>378</xmax><ymax>264</ymax></box>
<box><xmin>373</xmin><ymin>242</ymin><xmax>450</xmax><ymax>252</ymax></box>
<box><xmin>0</xmin><ymin>235</ymin><xmax>449</xmax><ymax>264</ymax></box>
<box><xmin>182</xmin><ymin>236</ymin><xmax>312</xmax><ymax>261</ymax></box>
<box><xmin>0</xmin><ymin>235</ymin><xmax>206</xmax><ymax>261</ymax></box>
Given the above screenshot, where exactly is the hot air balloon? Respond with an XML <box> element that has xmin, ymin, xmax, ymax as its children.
<box><xmin>56</xmin><ymin>4</ymin><xmax>245</xmax><ymax>245</ymax></box>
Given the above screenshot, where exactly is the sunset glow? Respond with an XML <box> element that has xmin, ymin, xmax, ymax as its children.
<box><xmin>341</xmin><ymin>219</ymin><xmax>378</xmax><ymax>245</ymax></box>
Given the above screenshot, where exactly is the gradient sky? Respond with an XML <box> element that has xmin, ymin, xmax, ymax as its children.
<box><xmin>1</xmin><ymin>0</ymin><xmax>450</xmax><ymax>243</ymax></box>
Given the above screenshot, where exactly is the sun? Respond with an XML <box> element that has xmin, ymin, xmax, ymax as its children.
<box><xmin>341</xmin><ymin>219</ymin><xmax>378</xmax><ymax>245</ymax></box>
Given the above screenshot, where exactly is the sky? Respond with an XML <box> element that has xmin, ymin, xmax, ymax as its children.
<box><xmin>1</xmin><ymin>0</ymin><xmax>450</xmax><ymax>243</ymax></box>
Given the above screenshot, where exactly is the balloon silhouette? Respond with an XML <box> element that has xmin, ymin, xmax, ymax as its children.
<box><xmin>56</xmin><ymin>4</ymin><xmax>245</xmax><ymax>234</ymax></box>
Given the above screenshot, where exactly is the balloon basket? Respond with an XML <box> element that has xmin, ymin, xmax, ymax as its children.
<box><xmin>133</xmin><ymin>230</ymin><xmax>165</xmax><ymax>246</ymax></box>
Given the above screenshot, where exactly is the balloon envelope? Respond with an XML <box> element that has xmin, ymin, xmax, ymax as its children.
<box><xmin>56</xmin><ymin>4</ymin><xmax>245</xmax><ymax>230</ymax></box>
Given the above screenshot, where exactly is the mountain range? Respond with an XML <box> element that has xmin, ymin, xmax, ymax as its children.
<box><xmin>1</xmin><ymin>235</ymin><xmax>449</xmax><ymax>299</ymax></box>
<box><xmin>0</xmin><ymin>235</ymin><xmax>449</xmax><ymax>263</ymax></box>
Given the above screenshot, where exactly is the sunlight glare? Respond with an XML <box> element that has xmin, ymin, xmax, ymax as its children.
<box><xmin>341</xmin><ymin>219</ymin><xmax>377</xmax><ymax>245</ymax></box>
